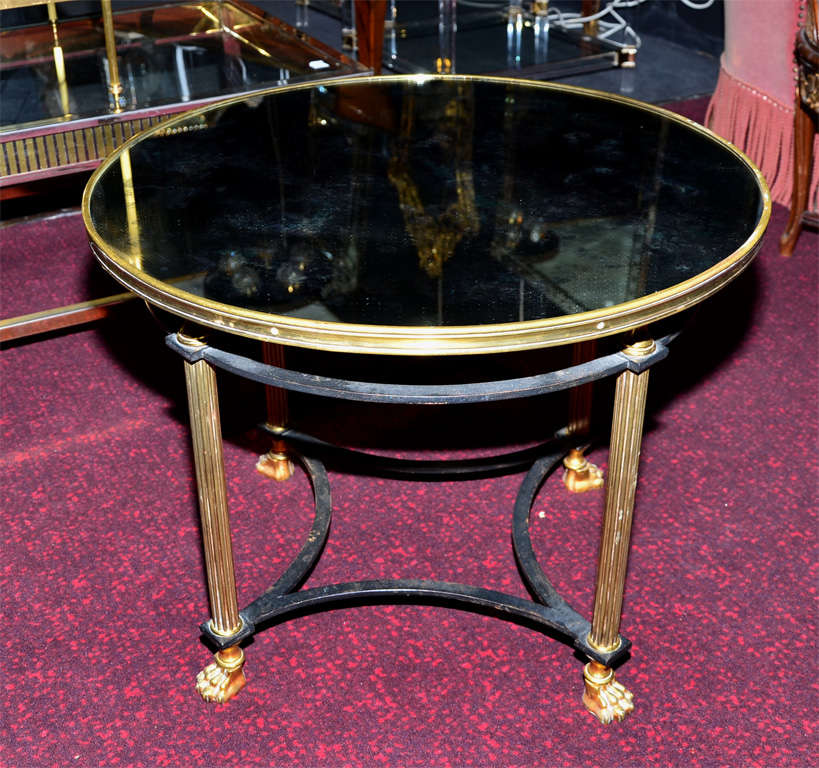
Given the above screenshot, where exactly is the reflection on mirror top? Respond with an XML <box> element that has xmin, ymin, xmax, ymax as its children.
<box><xmin>86</xmin><ymin>76</ymin><xmax>767</xmax><ymax>336</ymax></box>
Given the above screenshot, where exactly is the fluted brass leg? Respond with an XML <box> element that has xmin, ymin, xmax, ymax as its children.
<box><xmin>100</xmin><ymin>0</ymin><xmax>123</xmax><ymax>112</ymax></box>
<box><xmin>583</xmin><ymin>339</ymin><xmax>654</xmax><ymax>723</ymax></box>
<box><xmin>563</xmin><ymin>341</ymin><xmax>604</xmax><ymax>493</ymax></box>
<box><xmin>256</xmin><ymin>342</ymin><xmax>294</xmax><ymax>482</ymax></box>
<box><xmin>180</xmin><ymin>332</ymin><xmax>246</xmax><ymax>703</ymax></box>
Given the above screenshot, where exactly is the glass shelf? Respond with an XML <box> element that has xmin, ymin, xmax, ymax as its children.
<box><xmin>0</xmin><ymin>0</ymin><xmax>361</xmax><ymax>184</ymax></box>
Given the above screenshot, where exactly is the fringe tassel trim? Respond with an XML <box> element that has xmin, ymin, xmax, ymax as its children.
<box><xmin>706</xmin><ymin>61</ymin><xmax>819</xmax><ymax>209</ymax></box>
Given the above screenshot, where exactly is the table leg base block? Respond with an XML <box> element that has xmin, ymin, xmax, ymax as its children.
<box><xmin>255</xmin><ymin>451</ymin><xmax>295</xmax><ymax>482</ymax></box>
<box><xmin>582</xmin><ymin>661</ymin><xmax>634</xmax><ymax>724</ymax></box>
<box><xmin>562</xmin><ymin>449</ymin><xmax>604</xmax><ymax>493</ymax></box>
<box><xmin>195</xmin><ymin>647</ymin><xmax>247</xmax><ymax>703</ymax></box>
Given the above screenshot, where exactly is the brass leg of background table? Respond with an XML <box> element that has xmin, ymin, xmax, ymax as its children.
<box><xmin>101</xmin><ymin>0</ymin><xmax>123</xmax><ymax>112</ymax></box>
<box><xmin>180</xmin><ymin>334</ymin><xmax>246</xmax><ymax>703</ymax></box>
<box><xmin>582</xmin><ymin>340</ymin><xmax>654</xmax><ymax>723</ymax></box>
<box><xmin>563</xmin><ymin>341</ymin><xmax>604</xmax><ymax>493</ymax></box>
<box><xmin>256</xmin><ymin>342</ymin><xmax>294</xmax><ymax>482</ymax></box>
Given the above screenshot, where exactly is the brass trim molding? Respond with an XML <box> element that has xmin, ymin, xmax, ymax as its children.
<box><xmin>1</xmin><ymin>116</ymin><xmax>165</xmax><ymax>184</ymax></box>
<box><xmin>83</xmin><ymin>74</ymin><xmax>772</xmax><ymax>357</ymax></box>
<box><xmin>0</xmin><ymin>292</ymin><xmax>133</xmax><ymax>343</ymax></box>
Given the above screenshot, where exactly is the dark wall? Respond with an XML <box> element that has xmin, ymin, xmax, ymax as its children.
<box><xmin>625</xmin><ymin>0</ymin><xmax>725</xmax><ymax>55</ymax></box>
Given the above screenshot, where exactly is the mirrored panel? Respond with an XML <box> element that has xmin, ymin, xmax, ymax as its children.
<box><xmin>88</xmin><ymin>77</ymin><xmax>765</xmax><ymax>329</ymax></box>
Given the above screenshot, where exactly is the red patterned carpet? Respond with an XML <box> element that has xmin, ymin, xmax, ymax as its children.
<box><xmin>1</xmin><ymin>108</ymin><xmax>817</xmax><ymax>766</ymax></box>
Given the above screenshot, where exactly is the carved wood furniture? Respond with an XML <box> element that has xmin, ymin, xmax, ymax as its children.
<box><xmin>780</xmin><ymin>0</ymin><xmax>819</xmax><ymax>256</ymax></box>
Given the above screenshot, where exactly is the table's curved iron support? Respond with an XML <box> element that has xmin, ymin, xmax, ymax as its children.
<box><xmin>262</xmin><ymin>454</ymin><xmax>333</xmax><ymax>597</ymax></box>
<box><xmin>167</xmin><ymin>331</ymin><xmax>670</xmax><ymax>717</ymax></box>
<box><xmin>193</xmin><ymin>450</ymin><xmax>334</xmax><ymax>648</ymax></box>
<box><xmin>166</xmin><ymin>333</ymin><xmax>673</xmax><ymax>404</ymax></box>
<box><xmin>201</xmin><ymin>443</ymin><xmax>630</xmax><ymax>669</ymax></box>
<box><xmin>224</xmin><ymin>579</ymin><xmax>627</xmax><ymax>666</ymax></box>
<box><xmin>512</xmin><ymin>455</ymin><xmax>580</xmax><ymax>611</ymax></box>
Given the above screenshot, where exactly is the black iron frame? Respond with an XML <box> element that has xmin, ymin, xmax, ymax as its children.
<box><xmin>166</xmin><ymin>331</ymin><xmax>675</xmax><ymax>670</ymax></box>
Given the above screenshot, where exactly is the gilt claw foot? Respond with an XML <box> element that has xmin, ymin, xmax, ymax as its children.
<box><xmin>196</xmin><ymin>647</ymin><xmax>246</xmax><ymax>703</ymax></box>
<box><xmin>256</xmin><ymin>451</ymin><xmax>294</xmax><ymax>482</ymax></box>
<box><xmin>582</xmin><ymin>661</ymin><xmax>634</xmax><ymax>724</ymax></box>
<box><xmin>562</xmin><ymin>449</ymin><xmax>604</xmax><ymax>493</ymax></box>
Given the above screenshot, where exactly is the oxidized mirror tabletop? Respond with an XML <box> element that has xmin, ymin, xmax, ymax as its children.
<box><xmin>84</xmin><ymin>75</ymin><xmax>770</xmax><ymax>354</ymax></box>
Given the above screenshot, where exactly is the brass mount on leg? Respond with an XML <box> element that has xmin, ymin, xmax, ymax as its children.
<box><xmin>562</xmin><ymin>447</ymin><xmax>604</xmax><ymax>493</ymax></box>
<box><xmin>256</xmin><ymin>447</ymin><xmax>295</xmax><ymax>482</ymax></box>
<box><xmin>582</xmin><ymin>660</ymin><xmax>634</xmax><ymax>724</ymax></box>
<box><xmin>196</xmin><ymin>646</ymin><xmax>246</xmax><ymax>703</ymax></box>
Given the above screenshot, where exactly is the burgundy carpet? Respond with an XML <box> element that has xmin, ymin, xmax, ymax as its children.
<box><xmin>0</xmin><ymin>210</ymin><xmax>122</xmax><ymax>320</ymax></box>
<box><xmin>2</xmin><ymin>102</ymin><xmax>817</xmax><ymax>765</ymax></box>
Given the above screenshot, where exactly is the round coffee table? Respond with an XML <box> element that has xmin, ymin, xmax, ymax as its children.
<box><xmin>83</xmin><ymin>74</ymin><xmax>769</xmax><ymax>723</ymax></box>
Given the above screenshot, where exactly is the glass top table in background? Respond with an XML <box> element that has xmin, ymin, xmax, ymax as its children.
<box><xmin>83</xmin><ymin>75</ymin><xmax>770</xmax><ymax>723</ymax></box>
<box><xmin>0</xmin><ymin>0</ymin><xmax>361</xmax><ymax>185</ymax></box>
<box><xmin>311</xmin><ymin>0</ymin><xmax>628</xmax><ymax>81</ymax></box>
<box><xmin>0</xmin><ymin>0</ymin><xmax>362</xmax><ymax>342</ymax></box>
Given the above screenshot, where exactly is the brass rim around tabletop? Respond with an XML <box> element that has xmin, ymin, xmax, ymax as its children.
<box><xmin>83</xmin><ymin>74</ymin><xmax>771</xmax><ymax>357</ymax></box>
